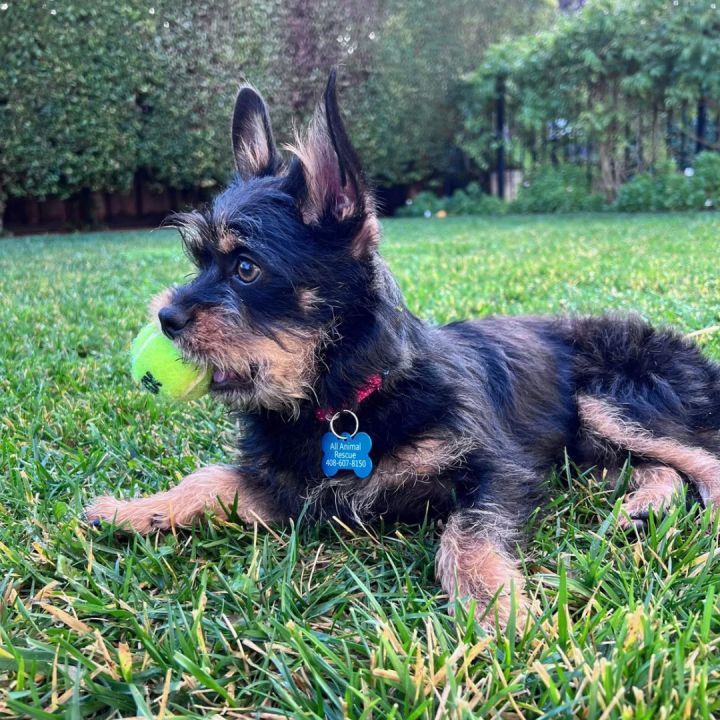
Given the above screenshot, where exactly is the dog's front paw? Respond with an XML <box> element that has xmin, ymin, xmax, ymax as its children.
<box><xmin>447</xmin><ymin>589</ymin><xmax>530</xmax><ymax>634</ymax></box>
<box><xmin>84</xmin><ymin>496</ymin><xmax>122</xmax><ymax>527</ymax></box>
<box><xmin>84</xmin><ymin>496</ymin><xmax>170</xmax><ymax>534</ymax></box>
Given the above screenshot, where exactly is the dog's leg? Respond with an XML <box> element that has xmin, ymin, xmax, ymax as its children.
<box><xmin>85</xmin><ymin>465</ymin><xmax>280</xmax><ymax>533</ymax></box>
<box><xmin>618</xmin><ymin>464</ymin><xmax>684</xmax><ymax>529</ymax></box>
<box><xmin>436</xmin><ymin>508</ymin><xmax>529</xmax><ymax>632</ymax></box>
<box><xmin>578</xmin><ymin>394</ymin><xmax>720</xmax><ymax>507</ymax></box>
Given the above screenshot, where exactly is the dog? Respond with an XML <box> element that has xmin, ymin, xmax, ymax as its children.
<box><xmin>86</xmin><ymin>71</ymin><xmax>720</xmax><ymax>630</ymax></box>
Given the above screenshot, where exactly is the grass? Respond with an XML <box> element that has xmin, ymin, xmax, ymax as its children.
<box><xmin>1</xmin><ymin>212</ymin><xmax>720</xmax><ymax>718</ymax></box>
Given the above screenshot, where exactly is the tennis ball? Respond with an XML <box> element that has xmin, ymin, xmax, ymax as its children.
<box><xmin>130</xmin><ymin>323</ymin><xmax>211</xmax><ymax>401</ymax></box>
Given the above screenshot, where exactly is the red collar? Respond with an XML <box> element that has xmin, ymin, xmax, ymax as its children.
<box><xmin>315</xmin><ymin>373</ymin><xmax>383</xmax><ymax>422</ymax></box>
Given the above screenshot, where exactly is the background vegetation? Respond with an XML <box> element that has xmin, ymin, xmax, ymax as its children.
<box><xmin>0</xmin><ymin>0</ymin><xmax>552</xmax><ymax>232</ymax></box>
<box><xmin>5</xmin><ymin>2</ymin><xmax>720</xmax><ymax>715</ymax></box>
<box><xmin>3</xmin><ymin>0</ymin><xmax>720</xmax><ymax>231</ymax></box>
<box><xmin>461</xmin><ymin>0</ymin><xmax>720</xmax><ymax>208</ymax></box>
<box><xmin>2</xmin><ymin>214</ymin><xmax>720</xmax><ymax>717</ymax></box>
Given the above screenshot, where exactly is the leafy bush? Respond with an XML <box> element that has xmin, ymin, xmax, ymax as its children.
<box><xmin>615</xmin><ymin>162</ymin><xmax>714</xmax><ymax>212</ymax></box>
<box><xmin>0</xmin><ymin>2</ymin><xmax>144</xmax><ymax>200</ymax></box>
<box><xmin>693</xmin><ymin>151</ymin><xmax>720</xmax><ymax>207</ymax></box>
<box><xmin>396</xmin><ymin>183</ymin><xmax>508</xmax><ymax>218</ymax></box>
<box><xmin>446</xmin><ymin>182</ymin><xmax>507</xmax><ymax>216</ymax></box>
<box><xmin>463</xmin><ymin>0</ymin><xmax>720</xmax><ymax>200</ymax></box>
<box><xmin>655</xmin><ymin>173</ymin><xmax>706</xmax><ymax>211</ymax></box>
<box><xmin>614</xmin><ymin>174</ymin><xmax>657</xmax><ymax>212</ymax></box>
<box><xmin>512</xmin><ymin>166</ymin><xmax>606</xmax><ymax>213</ymax></box>
<box><xmin>395</xmin><ymin>191</ymin><xmax>447</xmax><ymax>217</ymax></box>
<box><xmin>399</xmin><ymin>155</ymin><xmax>720</xmax><ymax>217</ymax></box>
<box><xmin>0</xmin><ymin>0</ymin><xmax>554</xmax><ymax>233</ymax></box>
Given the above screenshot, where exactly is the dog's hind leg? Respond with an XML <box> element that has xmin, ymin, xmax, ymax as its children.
<box><xmin>85</xmin><ymin>465</ymin><xmax>282</xmax><ymax>533</ymax></box>
<box><xmin>617</xmin><ymin>464</ymin><xmax>684</xmax><ymax>529</ymax></box>
<box><xmin>578</xmin><ymin>394</ymin><xmax>720</xmax><ymax>509</ymax></box>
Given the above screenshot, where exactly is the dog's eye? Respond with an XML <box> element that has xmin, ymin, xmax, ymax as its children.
<box><xmin>237</xmin><ymin>258</ymin><xmax>261</xmax><ymax>283</ymax></box>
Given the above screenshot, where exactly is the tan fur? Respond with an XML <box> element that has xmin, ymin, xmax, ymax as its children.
<box><xmin>217</xmin><ymin>226</ymin><xmax>239</xmax><ymax>254</ymax></box>
<box><xmin>307</xmin><ymin>436</ymin><xmax>474</xmax><ymax>521</ymax></box>
<box><xmin>85</xmin><ymin>465</ymin><xmax>281</xmax><ymax>533</ymax></box>
<box><xmin>297</xmin><ymin>287</ymin><xmax>323</xmax><ymax>313</ymax></box>
<box><xmin>254</xmin><ymin>334</ymin><xmax>314</xmax><ymax>398</ymax></box>
<box><xmin>578</xmin><ymin>394</ymin><xmax>720</xmax><ymax>505</ymax></box>
<box><xmin>236</xmin><ymin>114</ymin><xmax>272</xmax><ymax>178</ymax></box>
<box><xmin>381</xmin><ymin>436</ymin><xmax>476</xmax><ymax>480</ymax></box>
<box><xmin>618</xmin><ymin>464</ymin><xmax>684</xmax><ymax>528</ymax></box>
<box><xmin>350</xmin><ymin>213</ymin><xmax>381</xmax><ymax>259</ymax></box>
<box><xmin>436</xmin><ymin>515</ymin><xmax>529</xmax><ymax>631</ymax></box>
<box><xmin>285</xmin><ymin>119</ymin><xmax>344</xmax><ymax>226</ymax></box>
<box><xmin>284</xmin><ymin>108</ymin><xmax>380</xmax><ymax>257</ymax></box>
<box><xmin>169</xmin><ymin>212</ymin><xmax>206</xmax><ymax>255</ymax></box>
<box><xmin>181</xmin><ymin>306</ymin><xmax>320</xmax><ymax>414</ymax></box>
<box><xmin>210</xmin><ymin>218</ymin><xmax>243</xmax><ymax>254</ymax></box>
<box><xmin>148</xmin><ymin>287</ymin><xmax>174</xmax><ymax>329</ymax></box>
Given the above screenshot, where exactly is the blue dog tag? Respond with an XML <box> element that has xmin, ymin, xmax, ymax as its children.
<box><xmin>321</xmin><ymin>431</ymin><xmax>373</xmax><ymax>478</ymax></box>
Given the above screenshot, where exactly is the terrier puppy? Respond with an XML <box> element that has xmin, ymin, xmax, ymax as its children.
<box><xmin>86</xmin><ymin>72</ymin><xmax>720</xmax><ymax>629</ymax></box>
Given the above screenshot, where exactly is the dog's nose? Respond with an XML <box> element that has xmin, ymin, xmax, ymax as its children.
<box><xmin>158</xmin><ymin>306</ymin><xmax>190</xmax><ymax>338</ymax></box>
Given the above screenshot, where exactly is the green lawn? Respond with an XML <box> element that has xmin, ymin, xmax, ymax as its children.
<box><xmin>2</xmin><ymin>213</ymin><xmax>720</xmax><ymax>719</ymax></box>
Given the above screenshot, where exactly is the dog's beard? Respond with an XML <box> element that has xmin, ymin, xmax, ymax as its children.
<box><xmin>168</xmin><ymin>304</ymin><xmax>321</xmax><ymax>417</ymax></box>
<box><xmin>208</xmin><ymin>363</ymin><xmax>259</xmax><ymax>407</ymax></box>
<box><xmin>176</xmin><ymin>340</ymin><xmax>315</xmax><ymax>418</ymax></box>
<box><xmin>211</xmin><ymin>362</ymin><xmax>291</xmax><ymax>415</ymax></box>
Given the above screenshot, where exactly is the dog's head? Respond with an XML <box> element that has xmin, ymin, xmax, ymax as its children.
<box><xmin>156</xmin><ymin>72</ymin><xmax>386</xmax><ymax>416</ymax></box>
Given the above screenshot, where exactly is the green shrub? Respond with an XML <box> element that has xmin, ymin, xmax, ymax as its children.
<box><xmin>614</xmin><ymin>173</ymin><xmax>657</xmax><ymax>212</ymax></box>
<box><xmin>462</xmin><ymin>0</ymin><xmax>720</xmax><ymax>202</ymax></box>
<box><xmin>446</xmin><ymin>182</ymin><xmax>507</xmax><ymax>215</ymax></box>
<box><xmin>511</xmin><ymin>166</ymin><xmax>607</xmax><ymax>213</ymax></box>
<box><xmin>400</xmin><ymin>156</ymin><xmax>720</xmax><ymax>217</ymax></box>
<box><xmin>655</xmin><ymin>173</ymin><xmax>705</xmax><ymax>211</ymax></box>
<box><xmin>615</xmin><ymin>164</ymin><xmax>713</xmax><ymax>212</ymax></box>
<box><xmin>579</xmin><ymin>193</ymin><xmax>608</xmax><ymax>212</ymax></box>
<box><xmin>693</xmin><ymin>151</ymin><xmax>720</xmax><ymax>208</ymax></box>
<box><xmin>396</xmin><ymin>183</ymin><xmax>509</xmax><ymax>217</ymax></box>
<box><xmin>395</xmin><ymin>191</ymin><xmax>447</xmax><ymax>217</ymax></box>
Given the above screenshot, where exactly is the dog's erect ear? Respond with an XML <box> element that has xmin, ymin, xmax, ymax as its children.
<box><xmin>287</xmin><ymin>70</ymin><xmax>379</xmax><ymax>256</ymax></box>
<box><xmin>231</xmin><ymin>85</ymin><xmax>279</xmax><ymax>179</ymax></box>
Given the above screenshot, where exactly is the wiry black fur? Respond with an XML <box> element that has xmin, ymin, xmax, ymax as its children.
<box><xmin>159</xmin><ymin>74</ymin><xmax>720</xmax><ymax>560</ymax></box>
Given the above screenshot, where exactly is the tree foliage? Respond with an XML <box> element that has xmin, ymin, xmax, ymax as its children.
<box><xmin>0</xmin><ymin>2</ymin><xmax>145</xmax><ymax>205</ymax></box>
<box><xmin>462</xmin><ymin>0</ymin><xmax>720</xmax><ymax>199</ymax></box>
<box><xmin>352</xmin><ymin>0</ymin><xmax>555</xmax><ymax>186</ymax></box>
<box><xmin>0</xmin><ymin>0</ymin><xmax>554</xmax><ymax>230</ymax></box>
<box><xmin>136</xmin><ymin>0</ymin><xmax>278</xmax><ymax>192</ymax></box>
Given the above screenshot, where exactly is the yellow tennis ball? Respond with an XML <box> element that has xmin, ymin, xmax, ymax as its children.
<box><xmin>130</xmin><ymin>324</ymin><xmax>211</xmax><ymax>401</ymax></box>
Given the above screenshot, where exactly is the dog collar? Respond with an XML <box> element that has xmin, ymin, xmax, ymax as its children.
<box><xmin>315</xmin><ymin>373</ymin><xmax>383</xmax><ymax>422</ymax></box>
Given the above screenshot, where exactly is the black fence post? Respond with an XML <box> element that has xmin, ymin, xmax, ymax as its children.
<box><xmin>496</xmin><ymin>75</ymin><xmax>505</xmax><ymax>200</ymax></box>
<box><xmin>696</xmin><ymin>92</ymin><xmax>708</xmax><ymax>155</ymax></box>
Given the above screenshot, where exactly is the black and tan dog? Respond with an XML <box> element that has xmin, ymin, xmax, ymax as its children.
<box><xmin>86</xmin><ymin>73</ymin><xmax>720</xmax><ymax>629</ymax></box>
